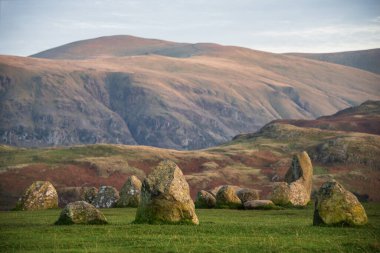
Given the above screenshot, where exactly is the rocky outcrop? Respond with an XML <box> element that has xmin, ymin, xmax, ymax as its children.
<box><xmin>195</xmin><ymin>190</ymin><xmax>216</xmax><ymax>208</ymax></box>
<box><xmin>92</xmin><ymin>186</ymin><xmax>119</xmax><ymax>208</ymax></box>
<box><xmin>236</xmin><ymin>188</ymin><xmax>259</xmax><ymax>204</ymax></box>
<box><xmin>55</xmin><ymin>201</ymin><xmax>107</xmax><ymax>225</ymax></box>
<box><xmin>313</xmin><ymin>180</ymin><xmax>368</xmax><ymax>226</ymax></box>
<box><xmin>15</xmin><ymin>181</ymin><xmax>58</xmax><ymax>211</ymax></box>
<box><xmin>271</xmin><ymin>151</ymin><xmax>313</xmax><ymax>207</ymax></box>
<box><xmin>135</xmin><ymin>160</ymin><xmax>199</xmax><ymax>224</ymax></box>
<box><xmin>244</xmin><ymin>200</ymin><xmax>275</xmax><ymax>210</ymax></box>
<box><xmin>117</xmin><ymin>175</ymin><xmax>142</xmax><ymax>207</ymax></box>
<box><xmin>216</xmin><ymin>185</ymin><xmax>242</xmax><ymax>209</ymax></box>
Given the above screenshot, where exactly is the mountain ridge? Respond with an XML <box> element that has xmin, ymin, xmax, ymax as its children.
<box><xmin>286</xmin><ymin>48</ymin><xmax>380</xmax><ymax>74</ymax></box>
<box><xmin>1</xmin><ymin>35</ymin><xmax>379</xmax><ymax>149</ymax></box>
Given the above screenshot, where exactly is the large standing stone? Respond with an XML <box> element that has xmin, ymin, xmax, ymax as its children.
<box><xmin>285</xmin><ymin>151</ymin><xmax>313</xmax><ymax>196</ymax></box>
<box><xmin>15</xmin><ymin>181</ymin><xmax>58</xmax><ymax>211</ymax></box>
<box><xmin>92</xmin><ymin>186</ymin><xmax>119</xmax><ymax>208</ymax></box>
<box><xmin>117</xmin><ymin>175</ymin><xmax>142</xmax><ymax>207</ymax></box>
<box><xmin>271</xmin><ymin>151</ymin><xmax>313</xmax><ymax>207</ymax></box>
<box><xmin>313</xmin><ymin>180</ymin><xmax>368</xmax><ymax>226</ymax></box>
<box><xmin>135</xmin><ymin>160</ymin><xmax>199</xmax><ymax>224</ymax></box>
<box><xmin>55</xmin><ymin>201</ymin><xmax>108</xmax><ymax>225</ymax></box>
<box><xmin>195</xmin><ymin>190</ymin><xmax>216</xmax><ymax>208</ymax></box>
<box><xmin>236</xmin><ymin>188</ymin><xmax>259</xmax><ymax>204</ymax></box>
<box><xmin>216</xmin><ymin>185</ymin><xmax>242</xmax><ymax>209</ymax></box>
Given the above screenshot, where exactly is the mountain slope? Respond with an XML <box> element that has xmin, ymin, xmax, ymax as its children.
<box><xmin>286</xmin><ymin>48</ymin><xmax>380</xmax><ymax>74</ymax></box>
<box><xmin>1</xmin><ymin>118</ymin><xmax>379</xmax><ymax>209</ymax></box>
<box><xmin>273</xmin><ymin>100</ymin><xmax>380</xmax><ymax>135</ymax></box>
<box><xmin>1</xmin><ymin>36</ymin><xmax>380</xmax><ymax>149</ymax></box>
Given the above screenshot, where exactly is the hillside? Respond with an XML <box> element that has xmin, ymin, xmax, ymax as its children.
<box><xmin>1</xmin><ymin>36</ymin><xmax>380</xmax><ymax>149</ymax></box>
<box><xmin>1</xmin><ymin>116</ymin><xmax>379</xmax><ymax>210</ymax></box>
<box><xmin>286</xmin><ymin>48</ymin><xmax>380</xmax><ymax>74</ymax></box>
<box><xmin>273</xmin><ymin>100</ymin><xmax>380</xmax><ymax>135</ymax></box>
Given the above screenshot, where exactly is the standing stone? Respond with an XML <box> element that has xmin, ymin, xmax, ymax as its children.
<box><xmin>15</xmin><ymin>181</ymin><xmax>58</xmax><ymax>211</ymax></box>
<box><xmin>313</xmin><ymin>180</ymin><xmax>368</xmax><ymax>226</ymax></box>
<box><xmin>271</xmin><ymin>151</ymin><xmax>313</xmax><ymax>207</ymax></box>
<box><xmin>135</xmin><ymin>160</ymin><xmax>199</xmax><ymax>224</ymax></box>
<box><xmin>55</xmin><ymin>201</ymin><xmax>108</xmax><ymax>225</ymax></box>
<box><xmin>117</xmin><ymin>175</ymin><xmax>142</xmax><ymax>207</ymax></box>
<box><xmin>83</xmin><ymin>187</ymin><xmax>98</xmax><ymax>204</ymax></box>
<box><xmin>216</xmin><ymin>185</ymin><xmax>242</xmax><ymax>209</ymax></box>
<box><xmin>92</xmin><ymin>186</ymin><xmax>119</xmax><ymax>208</ymax></box>
<box><xmin>285</xmin><ymin>151</ymin><xmax>313</xmax><ymax>197</ymax></box>
<box><xmin>236</xmin><ymin>188</ymin><xmax>259</xmax><ymax>204</ymax></box>
<box><xmin>195</xmin><ymin>190</ymin><xmax>216</xmax><ymax>208</ymax></box>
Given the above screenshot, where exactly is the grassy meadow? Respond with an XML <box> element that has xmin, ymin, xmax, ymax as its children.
<box><xmin>1</xmin><ymin>204</ymin><xmax>379</xmax><ymax>253</ymax></box>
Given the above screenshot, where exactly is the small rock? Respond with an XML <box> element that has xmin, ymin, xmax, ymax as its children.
<box><xmin>216</xmin><ymin>185</ymin><xmax>242</xmax><ymax>209</ymax></box>
<box><xmin>313</xmin><ymin>180</ymin><xmax>368</xmax><ymax>226</ymax></box>
<box><xmin>117</xmin><ymin>175</ymin><xmax>142</xmax><ymax>207</ymax></box>
<box><xmin>236</xmin><ymin>188</ymin><xmax>259</xmax><ymax>203</ymax></box>
<box><xmin>195</xmin><ymin>190</ymin><xmax>216</xmax><ymax>208</ymax></box>
<box><xmin>83</xmin><ymin>187</ymin><xmax>98</xmax><ymax>204</ymax></box>
<box><xmin>55</xmin><ymin>201</ymin><xmax>107</xmax><ymax>225</ymax></box>
<box><xmin>57</xmin><ymin>187</ymin><xmax>84</xmax><ymax>207</ymax></box>
<box><xmin>15</xmin><ymin>181</ymin><xmax>58</xmax><ymax>211</ymax></box>
<box><xmin>244</xmin><ymin>200</ymin><xmax>275</xmax><ymax>209</ymax></box>
<box><xmin>92</xmin><ymin>186</ymin><xmax>119</xmax><ymax>208</ymax></box>
<box><xmin>135</xmin><ymin>160</ymin><xmax>199</xmax><ymax>224</ymax></box>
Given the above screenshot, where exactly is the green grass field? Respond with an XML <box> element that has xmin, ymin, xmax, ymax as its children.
<box><xmin>1</xmin><ymin>204</ymin><xmax>379</xmax><ymax>253</ymax></box>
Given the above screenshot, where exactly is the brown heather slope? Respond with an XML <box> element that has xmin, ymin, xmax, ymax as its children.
<box><xmin>273</xmin><ymin>100</ymin><xmax>380</xmax><ymax>135</ymax></box>
<box><xmin>1</xmin><ymin>36</ymin><xmax>380</xmax><ymax>149</ymax></box>
<box><xmin>286</xmin><ymin>48</ymin><xmax>380</xmax><ymax>74</ymax></box>
<box><xmin>1</xmin><ymin>119</ymin><xmax>379</xmax><ymax>210</ymax></box>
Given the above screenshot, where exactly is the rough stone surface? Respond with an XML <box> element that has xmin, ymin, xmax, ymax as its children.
<box><xmin>83</xmin><ymin>187</ymin><xmax>98</xmax><ymax>204</ymax></box>
<box><xmin>313</xmin><ymin>180</ymin><xmax>368</xmax><ymax>226</ymax></box>
<box><xmin>135</xmin><ymin>160</ymin><xmax>199</xmax><ymax>224</ymax></box>
<box><xmin>271</xmin><ymin>151</ymin><xmax>313</xmax><ymax>207</ymax></box>
<box><xmin>195</xmin><ymin>190</ymin><xmax>216</xmax><ymax>208</ymax></box>
<box><xmin>57</xmin><ymin>187</ymin><xmax>85</xmax><ymax>207</ymax></box>
<box><xmin>15</xmin><ymin>181</ymin><xmax>58</xmax><ymax>211</ymax></box>
<box><xmin>92</xmin><ymin>186</ymin><xmax>119</xmax><ymax>208</ymax></box>
<box><xmin>244</xmin><ymin>200</ymin><xmax>275</xmax><ymax>209</ymax></box>
<box><xmin>216</xmin><ymin>185</ymin><xmax>242</xmax><ymax>209</ymax></box>
<box><xmin>55</xmin><ymin>201</ymin><xmax>107</xmax><ymax>225</ymax></box>
<box><xmin>236</xmin><ymin>188</ymin><xmax>259</xmax><ymax>204</ymax></box>
<box><xmin>117</xmin><ymin>175</ymin><xmax>142</xmax><ymax>207</ymax></box>
<box><xmin>285</xmin><ymin>151</ymin><xmax>313</xmax><ymax>196</ymax></box>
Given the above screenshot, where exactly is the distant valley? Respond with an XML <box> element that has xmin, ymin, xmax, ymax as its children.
<box><xmin>1</xmin><ymin>35</ymin><xmax>379</xmax><ymax>149</ymax></box>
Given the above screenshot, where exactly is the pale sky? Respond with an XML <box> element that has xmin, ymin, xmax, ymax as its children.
<box><xmin>0</xmin><ymin>0</ymin><xmax>379</xmax><ymax>56</ymax></box>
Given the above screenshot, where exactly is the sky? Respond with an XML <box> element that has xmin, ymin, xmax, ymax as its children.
<box><xmin>0</xmin><ymin>0</ymin><xmax>379</xmax><ymax>56</ymax></box>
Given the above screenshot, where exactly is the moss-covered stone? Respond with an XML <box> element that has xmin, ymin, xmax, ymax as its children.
<box><xmin>236</xmin><ymin>188</ymin><xmax>259</xmax><ymax>204</ymax></box>
<box><xmin>135</xmin><ymin>160</ymin><xmax>199</xmax><ymax>225</ymax></box>
<box><xmin>82</xmin><ymin>187</ymin><xmax>98</xmax><ymax>204</ymax></box>
<box><xmin>55</xmin><ymin>201</ymin><xmax>107</xmax><ymax>225</ymax></box>
<box><xmin>216</xmin><ymin>185</ymin><xmax>242</xmax><ymax>209</ymax></box>
<box><xmin>195</xmin><ymin>190</ymin><xmax>216</xmax><ymax>208</ymax></box>
<box><xmin>117</xmin><ymin>175</ymin><xmax>142</xmax><ymax>208</ymax></box>
<box><xmin>15</xmin><ymin>181</ymin><xmax>58</xmax><ymax>211</ymax></box>
<box><xmin>313</xmin><ymin>180</ymin><xmax>368</xmax><ymax>226</ymax></box>
<box><xmin>92</xmin><ymin>186</ymin><xmax>119</xmax><ymax>208</ymax></box>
